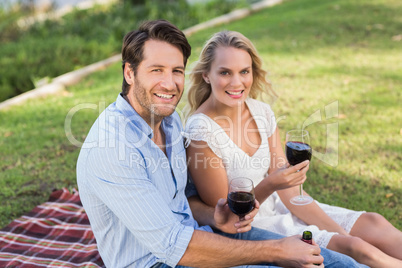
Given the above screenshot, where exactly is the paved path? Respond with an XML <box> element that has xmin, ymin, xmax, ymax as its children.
<box><xmin>16</xmin><ymin>0</ymin><xmax>117</xmax><ymax>28</ymax></box>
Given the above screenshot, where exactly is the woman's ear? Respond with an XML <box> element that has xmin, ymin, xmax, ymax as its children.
<box><xmin>202</xmin><ymin>73</ymin><xmax>210</xmax><ymax>84</ymax></box>
<box><xmin>124</xmin><ymin>62</ymin><xmax>134</xmax><ymax>85</ymax></box>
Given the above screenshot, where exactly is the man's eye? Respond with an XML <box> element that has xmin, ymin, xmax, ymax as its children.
<box><xmin>152</xmin><ymin>69</ymin><xmax>162</xmax><ymax>72</ymax></box>
<box><xmin>174</xmin><ymin>70</ymin><xmax>184</xmax><ymax>74</ymax></box>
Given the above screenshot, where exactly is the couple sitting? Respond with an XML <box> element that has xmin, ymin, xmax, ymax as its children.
<box><xmin>76</xmin><ymin>19</ymin><xmax>402</xmax><ymax>267</ymax></box>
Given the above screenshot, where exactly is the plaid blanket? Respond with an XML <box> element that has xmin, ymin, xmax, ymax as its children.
<box><xmin>0</xmin><ymin>188</ymin><xmax>105</xmax><ymax>267</ymax></box>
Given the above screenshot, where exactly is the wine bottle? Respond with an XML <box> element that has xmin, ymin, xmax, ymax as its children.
<box><xmin>302</xmin><ymin>231</ymin><xmax>320</xmax><ymax>266</ymax></box>
<box><xmin>301</xmin><ymin>230</ymin><xmax>312</xmax><ymax>244</ymax></box>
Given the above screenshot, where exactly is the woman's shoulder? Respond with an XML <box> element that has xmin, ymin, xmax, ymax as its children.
<box><xmin>247</xmin><ymin>98</ymin><xmax>277</xmax><ymax>136</ymax></box>
<box><xmin>184</xmin><ymin>113</ymin><xmax>217</xmax><ymax>132</ymax></box>
<box><xmin>183</xmin><ymin>113</ymin><xmax>226</xmax><ymax>154</ymax></box>
<box><xmin>246</xmin><ymin>98</ymin><xmax>275</xmax><ymax>115</ymax></box>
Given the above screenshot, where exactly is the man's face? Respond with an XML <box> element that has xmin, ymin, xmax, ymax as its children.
<box><xmin>126</xmin><ymin>40</ymin><xmax>185</xmax><ymax>124</ymax></box>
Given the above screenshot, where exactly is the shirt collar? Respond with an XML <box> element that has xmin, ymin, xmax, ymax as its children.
<box><xmin>115</xmin><ymin>93</ymin><xmax>174</xmax><ymax>138</ymax></box>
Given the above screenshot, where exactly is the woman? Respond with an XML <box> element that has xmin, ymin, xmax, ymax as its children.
<box><xmin>183</xmin><ymin>30</ymin><xmax>402</xmax><ymax>267</ymax></box>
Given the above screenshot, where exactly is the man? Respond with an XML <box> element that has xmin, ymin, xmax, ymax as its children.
<box><xmin>77</xmin><ymin>20</ymin><xmax>366</xmax><ymax>268</ymax></box>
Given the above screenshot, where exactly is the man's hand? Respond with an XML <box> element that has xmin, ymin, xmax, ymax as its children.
<box><xmin>213</xmin><ymin>198</ymin><xmax>260</xmax><ymax>233</ymax></box>
<box><xmin>274</xmin><ymin>236</ymin><xmax>324</xmax><ymax>267</ymax></box>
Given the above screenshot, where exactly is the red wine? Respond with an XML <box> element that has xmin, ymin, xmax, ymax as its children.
<box><xmin>227</xmin><ymin>191</ymin><xmax>254</xmax><ymax>217</ymax></box>
<box><xmin>286</xmin><ymin>141</ymin><xmax>312</xmax><ymax>166</ymax></box>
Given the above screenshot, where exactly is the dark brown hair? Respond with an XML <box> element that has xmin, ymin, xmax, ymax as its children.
<box><xmin>121</xmin><ymin>19</ymin><xmax>191</xmax><ymax>95</ymax></box>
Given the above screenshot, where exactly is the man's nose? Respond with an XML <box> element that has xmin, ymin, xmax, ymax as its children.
<box><xmin>159</xmin><ymin>72</ymin><xmax>176</xmax><ymax>90</ymax></box>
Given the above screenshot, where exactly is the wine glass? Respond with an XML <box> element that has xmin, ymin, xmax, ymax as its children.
<box><xmin>286</xmin><ymin>129</ymin><xmax>314</xmax><ymax>205</ymax></box>
<box><xmin>227</xmin><ymin>177</ymin><xmax>255</xmax><ymax>220</ymax></box>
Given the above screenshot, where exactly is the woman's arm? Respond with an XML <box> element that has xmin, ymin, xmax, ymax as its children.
<box><xmin>255</xmin><ymin>128</ymin><xmax>310</xmax><ymax>204</ymax></box>
<box><xmin>269</xmin><ymin>127</ymin><xmax>349</xmax><ymax>235</ymax></box>
<box><xmin>186</xmin><ymin>140</ymin><xmax>229</xmax><ymax>207</ymax></box>
<box><xmin>186</xmin><ymin>131</ymin><xmax>309</xmax><ymax>210</ymax></box>
<box><xmin>277</xmin><ymin>188</ymin><xmax>349</xmax><ymax>235</ymax></box>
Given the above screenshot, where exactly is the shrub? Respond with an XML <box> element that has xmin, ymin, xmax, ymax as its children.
<box><xmin>0</xmin><ymin>0</ymin><xmax>251</xmax><ymax>102</ymax></box>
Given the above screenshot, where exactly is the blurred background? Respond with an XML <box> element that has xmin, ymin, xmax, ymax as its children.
<box><xmin>0</xmin><ymin>0</ymin><xmax>257</xmax><ymax>103</ymax></box>
<box><xmin>0</xmin><ymin>0</ymin><xmax>401</xmax><ymax>230</ymax></box>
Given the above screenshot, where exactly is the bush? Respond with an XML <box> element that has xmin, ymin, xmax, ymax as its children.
<box><xmin>0</xmin><ymin>0</ymin><xmax>251</xmax><ymax>102</ymax></box>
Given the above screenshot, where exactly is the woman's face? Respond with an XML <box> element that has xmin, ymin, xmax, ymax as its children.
<box><xmin>204</xmin><ymin>46</ymin><xmax>253</xmax><ymax>107</ymax></box>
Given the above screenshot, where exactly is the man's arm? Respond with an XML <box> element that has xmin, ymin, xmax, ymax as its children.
<box><xmin>179</xmin><ymin>231</ymin><xmax>324</xmax><ymax>268</ymax></box>
<box><xmin>85</xmin><ymin>146</ymin><xmax>323</xmax><ymax>268</ymax></box>
<box><xmin>186</xmin><ymin>196</ymin><xmax>324</xmax><ymax>267</ymax></box>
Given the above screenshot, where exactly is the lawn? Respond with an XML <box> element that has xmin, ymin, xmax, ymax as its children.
<box><xmin>0</xmin><ymin>0</ymin><xmax>401</xmax><ymax>229</ymax></box>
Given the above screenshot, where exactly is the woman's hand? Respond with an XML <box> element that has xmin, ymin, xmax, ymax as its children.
<box><xmin>213</xmin><ymin>198</ymin><xmax>260</xmax><ymax>234</ymax></box>
<box><xmin>266</xmin><ymin>160</ymin><xmax>310</xmax><ymax>192</ymax></box>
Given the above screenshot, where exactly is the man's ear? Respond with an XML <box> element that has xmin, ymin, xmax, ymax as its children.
<box><xmin>124</xmin><ymin>62</ymin><xmax>134</xmax><ymax>85</ymax></box>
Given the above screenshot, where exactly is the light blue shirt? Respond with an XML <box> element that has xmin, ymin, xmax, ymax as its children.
<box><xmin>77</xmin><ymin>94</ymin><xmax>212</xmax><ymax>268</ymax></box>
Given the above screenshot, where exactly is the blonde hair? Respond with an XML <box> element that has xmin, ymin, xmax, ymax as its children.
<box><xmin>186</xmin><ymin>31</ymin><xmax>276</xmax><ymax>117</ymax></box>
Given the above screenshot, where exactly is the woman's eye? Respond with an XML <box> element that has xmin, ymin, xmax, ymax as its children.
<box><xmin>220</xmin><ymin>71</ymin><xmax>229</xmax><ymax>75</ymax></box>
<box><xmin>241</xmin><ymin>70</ymin><xmax>250</xmax><ymax>74</ymax></box>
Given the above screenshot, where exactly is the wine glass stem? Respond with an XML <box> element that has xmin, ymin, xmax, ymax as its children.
<box><xmin>299</xmin><ymin>184</ymin><xmax>304</xmax><ymax>197</ymax></box>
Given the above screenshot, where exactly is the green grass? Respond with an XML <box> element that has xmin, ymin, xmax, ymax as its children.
<box><xmin>1</xmin><ymin>0</ymin><xmax>401</xmax><ymax>230</ymax></box>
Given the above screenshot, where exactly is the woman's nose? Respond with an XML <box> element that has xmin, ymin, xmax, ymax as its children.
<box><xmin>230</xmin><ymin>74</ymin><xmax>243</xmax><ymax>87</ymax></box>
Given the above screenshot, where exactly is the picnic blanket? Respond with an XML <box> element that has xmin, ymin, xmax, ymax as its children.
<box><xmin>0</xmin><ymin>188</ymin><xmax>105</xmax><ymax>267</ymax></box>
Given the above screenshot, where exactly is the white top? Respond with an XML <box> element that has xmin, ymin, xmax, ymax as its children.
<box><xmin>184</xmin><ymin>98</ymin><xmax>364</xmax><ymax>248</ymax></box>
